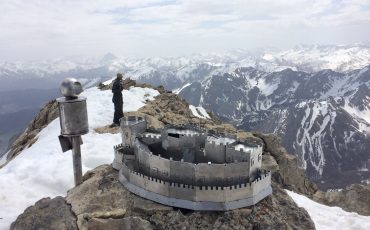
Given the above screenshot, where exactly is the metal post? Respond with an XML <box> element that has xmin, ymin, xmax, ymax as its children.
<box><xmin>71</xmin><ymin>136</ymin><xmax>83</xmax><ymax>186</ymax></box>
<box><xmin>57</xmin><ymin>78</ymin><xmax>89</xmax><ymax>187</ymax></box>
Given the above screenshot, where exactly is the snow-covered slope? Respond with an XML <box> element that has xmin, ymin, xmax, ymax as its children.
<box><xmin>179</xmin><ymin>65</ymin><xmax>370</xmax><ymax>189</ymax></box>
<box><xmin>189</xmin><ymin>105</ymin><xmax>211</xmax><ymax>119</ymax></box>
<box><xmin>268</xmin><ymin>45</ymin><xmax>370</xmax><ymax>73</ymax></box>
<box><xmin>0</xmin><ymin>86</ymin><xmax>159</xmax><ymax>229</ymax></box>
<box><xmin>287</xmin><ymin>190</ymin><xmax>370</xmax><ymax>230</ymax></box>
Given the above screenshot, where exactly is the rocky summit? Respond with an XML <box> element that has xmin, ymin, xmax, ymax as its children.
<box><xmin>8</xmin><ymin>81</ymin><xmax>370</xmax><ymax>230</ymax></box>
<box><xmin>12</xmin><ymin>164</ymin><xmax>315</xmax><ymax>230</ymax></box>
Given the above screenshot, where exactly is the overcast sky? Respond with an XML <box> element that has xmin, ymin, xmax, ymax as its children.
<box><xmin>1</xmin><ymin>0</ymin><xmax>370</xmax><ymax>61</ymax></box>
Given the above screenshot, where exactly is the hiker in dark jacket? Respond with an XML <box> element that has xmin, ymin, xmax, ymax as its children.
<box><xmin>111</xmin><ymin>73</ymin><xmax>124</xmax><ymax>127</ymax></box>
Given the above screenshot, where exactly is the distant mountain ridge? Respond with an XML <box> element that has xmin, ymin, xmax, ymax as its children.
<box><xmin>1</xmin><ymin>44</ymin><xmax>370</xmax><ymax>91</ymax></box>
<box><xmin>178</xmin><ymin>65</ymin><xmax>370</xmax><ymax>189</ymax></box>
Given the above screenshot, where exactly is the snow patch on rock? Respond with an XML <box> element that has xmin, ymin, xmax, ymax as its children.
<box><xmin>287</xmin><ymin>190</ymin><xmax>370</xmax><ymax>230</ymax></box>
<box><xmin>189</xmin><ymin>105</ymin><xmax>211</xmax><ymax>119</ymax></box>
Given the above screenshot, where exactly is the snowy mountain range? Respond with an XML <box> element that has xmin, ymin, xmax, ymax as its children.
<box><xmin>1</xmin><ymin>44</ymin><xmax>370</xmax><ymax>91</ymax></box>
<box><xmin>178</xmin><ymin>66</ymin><xmax>370</xmax><ymax>189</ymax></box>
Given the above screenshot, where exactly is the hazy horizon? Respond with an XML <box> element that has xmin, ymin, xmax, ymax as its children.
<box><xmin>2</xmin><ymin>43</ymin><xmax>370</xmax><ymax>63</ymax></box>
<box><xmin>1</xmin><ymin>0</ymin><xmax>370</xmax><ymax>62</ymax></box>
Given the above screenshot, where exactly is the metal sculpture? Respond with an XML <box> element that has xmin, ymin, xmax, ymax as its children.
<box><xmin>57</xmin><ymin>78</ymin><xmax>89</xmax><ymax>186</ymax></box>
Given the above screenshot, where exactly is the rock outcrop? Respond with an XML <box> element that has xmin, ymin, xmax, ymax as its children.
<box><xmin>12</xmin><ymin>165</ymin><xmax>315</xmax><ymax>230</ymax></box>
<box><xmin>94</xmin><ymin>90</ymin><xmax>233</xmax><ymax>134</ymax></box>
<box><xmin>10</xmin><ymin>196</ymin><xmax>78</xmax><ymax>230</ymax></box>
<box><xmin>313</xmin><ymin>184</ymin><xmax>370</xmax><ymax>216</ymax></box>
<box><xmin>254</xmin><ymin>133</ymin><xmax>318</xmax><ymax>198</ymax></box>
<box><xmin>137</xmin><ymin>92</ymin><xmax>226</xmax><ymax>129</ymax></box>
<box><xmin>254</xmin><ymin>133</ymin><xmax>318</xmax><ymax>197</ymax></box>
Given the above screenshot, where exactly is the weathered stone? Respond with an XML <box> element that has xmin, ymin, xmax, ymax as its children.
<box><xmin>10</xmin><ymin>196</ymin><xmax>77</xmax><ymax>230</ymax></box>
<box><xmin>131</xmin><ymin>196</ymin><xmax>172</xmax><ymax>216</ymax></box>
<box><xmin>313</xmin><ymin>184</ymin><xmax>370</xmax><ymax>216</ymax></box>
<box><xmin>94</xmin><ymin>125</ymin><xmax>121</xmax><ymax>134</ymax></box>
<box><xmin>66</xmin><ymin>165</ymin><xmax>131</xmax><ymax>229</ymax></box>
<box><xmin>94</xmin><ymin>90</ymin><xmax>226</xmax><ymax>134</ymax></box>
<box><xmin>254</xmin><ymin>132</ymin><xmax>318</xmax><ymax>197</ymax></box>
<box><xmin>261</xmin><ymin>153</ymin><xmax>279</xmax><ymax>172</ymax></box>
<box><xmin>148</xmin><ymin>182</ymin><xmax>314</xmax><ymax>230</ymax></box>
<box><xmin>138</xmin><ymin>92</ymin><xmax>222</xmax><ymax>128</ymax></box>
<box><xmin>86</xmin><ymin>216</ymin><xmax>153</xmax><ymax>230</ymax></box>
<box><xmin>237</xmin><ymin>131</ymin><xmax>264</xmax><ymax>144</ymax></box>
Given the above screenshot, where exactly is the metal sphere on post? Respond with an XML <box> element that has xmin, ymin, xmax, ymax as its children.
<box><xmin>56</xmin><ymin>78</ymin><xmax>89</xmax><ymax>186</ymax></box>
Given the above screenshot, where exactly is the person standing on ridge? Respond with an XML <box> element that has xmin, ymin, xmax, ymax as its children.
<box><xmin>111</xmin><ymin>73</ymin><xmax>124</xmax><ymax>127</ymax></box>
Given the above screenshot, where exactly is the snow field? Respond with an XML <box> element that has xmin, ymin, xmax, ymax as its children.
<box><xmin>0</xmin><ymin>86</ymin><xmax>159</xmax><ymax>229</ymax></box>
<box><xmin>287</xmin><ymin>190</ymin><xmax>370</xmax><ymax>230</ymax></box>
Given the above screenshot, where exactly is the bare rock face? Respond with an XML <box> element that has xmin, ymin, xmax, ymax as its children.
<box><xmin>66</xmin><ymin>165</ymin><xmax>133</xmax><ymax>229</ymax></box>
<box><xmin>148</xmin><ymin>182</ymin><xmax>315</xmax><ymax>230</ymax></box>
<box><xmin>139</xmin><ymin>92</ymin><xmax>199</xmax><ymax>124</ymax></box>
<box><xmin>10</xmin><ymin>196</ymin><xmax>77</xmax><ymax>230</ymax></box>
<box><xmin>253</xmin><ymin>133</ymin><xmax>318</xmax><ymax>197</ymax></box>
<box><xmin>313</xmin><ymin>184</ymin><xmax>370</xmax><ymax>216</ymax></box>
<box><xmin>94</xmin><ymin>125</ymin><xmax>121</xmax><ymax>134</ymax></box>
<box><xmin>86</xmin><ymin>217</ymin><xmax>153</xmax><ymax>230</ymax></box>
<box><xmin>6</xmin><ymin>100</ymin><xmax>59</xmax><ymax>162</ymax></box>
<box><xmin>261</xmin><ymin>153</ymin><xmax>279</xmax><ymax>172</ymax></box>
<box><xmin>96</xmin><ymin>81</ymin><xmax>228</xmax><ymax>134</ymax></box>
<box><xmin>65</xmin><ymin>165</ymin><xmax>172</xmax><ymax>229</ymax></box>
<box><xmin>138</xmin><ymin>92</ymin><xmax>232</xmax><ymax>132</ymax></box>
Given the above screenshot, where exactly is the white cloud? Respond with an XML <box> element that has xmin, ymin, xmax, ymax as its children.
<box><xmin>0</xmin><ymin>0</ymin><xmax>369</xmax><ymax>61</ymax></box>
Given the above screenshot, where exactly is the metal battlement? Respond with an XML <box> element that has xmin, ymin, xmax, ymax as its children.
<box><xmin>113</xmin><ymin>117</ymin><xmax>272</xmax><ymax>211</ymax></box>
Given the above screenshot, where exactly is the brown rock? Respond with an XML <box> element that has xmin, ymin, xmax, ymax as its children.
<box><xmin>313</xmin><ymin>184</ymin><xmax>370</xmax><ymax>216</ymax></box>
<box><xmin>149</xmin><ymin>182</ymin><xmax>315</xmax><ymax>230</ymax></box>
<box><xmin>66</xmin><ymin>165</ymin><xmax>131</xmax><ymax>229</ymax></box>
<box><xmin>138</xmin><ymin>92</ymin><xmax>221</xmax><ymax>130</ymax></box>
<box><xmin>10</xmin><ymin>196</ymin><xmax>77</xmax><ymax>230</ymax></box>
<box><xmin>86</xmin><ymin>216</ymin><xmax>153</xmax><ymax>230</ymax></box>
<box><xmin>237</xmin><ymin>131</ymin><xmax>263</xmax><ymax>143</ymax></box>
<box><xmin>261</xmin><ymin>153</ymin><xmax>280</xmax><ymax>172</ymax></box>
<box><xmin>94</xmin><ymin>125</ymin><xmax>121</xmax><ymax>134</ymax></box>
<box><xmin>253</xmin><ymin>133</ymin><xmax>318</xmax><ymax>197</ymax></box>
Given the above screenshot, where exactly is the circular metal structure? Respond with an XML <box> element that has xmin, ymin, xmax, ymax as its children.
<box><xmin>57</xmin><ymin>97</ymin><xmax>89</xmax><ymax>136</ymax></box>
<box><xmin>113</xmin><ymin>117</ymin><xmax>272</xmax><ymax>211</ymax></box>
